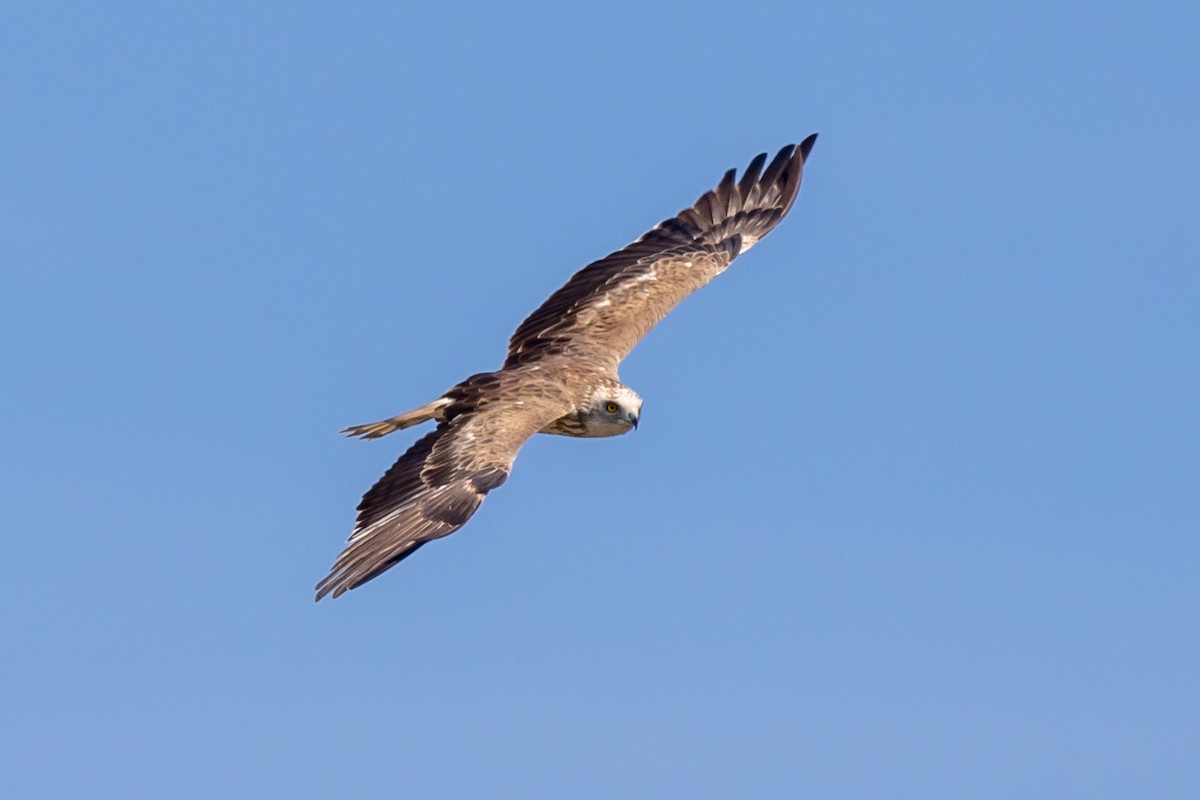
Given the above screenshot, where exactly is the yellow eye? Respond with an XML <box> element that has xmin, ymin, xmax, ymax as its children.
<box><xmin>605</xmin><ymin>402</ymin><xmax>619</xmax><ymax>414</ymax></box>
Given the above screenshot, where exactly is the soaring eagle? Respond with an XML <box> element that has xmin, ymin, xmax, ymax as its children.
<box><xmin>316</xmin><ymin>136</ymin><xmax>818</xmax><ymax>600</ymax></box>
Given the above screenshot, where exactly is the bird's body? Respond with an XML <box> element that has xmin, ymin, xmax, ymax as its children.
<box><xmin>316</xmin><ymin>136</ymin><xmax>817</xmax><ymax>600</ymax></box>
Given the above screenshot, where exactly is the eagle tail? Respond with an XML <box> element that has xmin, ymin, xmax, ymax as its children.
<box><xmin>341</xmin><ymin>398</ymin><xmax>451</xmax><ymax>439</ymax></box>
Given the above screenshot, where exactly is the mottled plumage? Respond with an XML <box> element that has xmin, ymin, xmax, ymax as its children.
<box><xmin>315</xmin><ymin>135</ymin><xmax>817</xmax><ymax>600</ymax></box>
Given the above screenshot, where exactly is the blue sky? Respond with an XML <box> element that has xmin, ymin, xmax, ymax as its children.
<box><xmin>3</xmin><ymin>1</ymin><xmax>1197</xmax><ymax>797</ymax></box>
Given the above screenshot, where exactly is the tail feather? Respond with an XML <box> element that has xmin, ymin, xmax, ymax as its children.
<box><xmin>341</xmin><ymin>398</ymin><xmax>451</xmax><ymax>439</ymax></box>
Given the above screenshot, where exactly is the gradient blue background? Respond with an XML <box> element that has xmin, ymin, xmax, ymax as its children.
<box><xmin>3</xmin><ymin>2</ymin><xmax>1197</xmax><ymax>797</ymax></box>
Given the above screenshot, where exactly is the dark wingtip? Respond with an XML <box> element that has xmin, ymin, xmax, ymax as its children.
<box><xmin>737</xmin><ymin>151</ymin><xmax>769</xmax><ymax>194</ymax></box>
<box><xmin>798</xmin><ymin>133</ymin><xmax>818</xmax><ymax>160</ymax></box>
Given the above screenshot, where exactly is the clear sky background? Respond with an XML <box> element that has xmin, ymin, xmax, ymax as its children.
<box><xmin>3</xmin><ymin>2</ymin><xmax>1197</xmax><ymax>797</ymax></box>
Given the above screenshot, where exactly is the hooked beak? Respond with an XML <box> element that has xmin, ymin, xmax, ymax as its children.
<box><xmin>628</xmin><ymin>411</ymin><xmax>639</xmax><ymax>430</ymax></box>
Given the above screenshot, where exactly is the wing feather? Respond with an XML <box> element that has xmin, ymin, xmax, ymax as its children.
<box><xmin>505</xmin><ymin>135</ymin><xmax>817</xmax><ymax>370</ymax></box>
<box><xmin>315</xmin><ymin>378</ymin><xmax>570</xmax><ymax>600</ymax></box>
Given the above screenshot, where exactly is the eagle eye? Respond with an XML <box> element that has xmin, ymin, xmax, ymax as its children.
<box><xmin>605</xmin><ymin>402</ymin><xmax>619</xmax><ymax>414</ymax></box>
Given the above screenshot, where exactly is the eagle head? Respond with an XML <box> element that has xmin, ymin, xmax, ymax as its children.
<box><xmin>574</xmin><ymin>382</ymin><xmax>642</xmax><ymax>437</ymax></box>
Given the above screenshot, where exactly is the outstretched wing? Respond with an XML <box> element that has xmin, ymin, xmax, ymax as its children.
<box><xmin>315</xmin><ymin>380</ymin><xmax>569</xmax><ymax>600</ymax></box>
<box><xmin>504</xmin><ymin>135</ymin><xmax>817</xmax><ymax>371</ymax></box>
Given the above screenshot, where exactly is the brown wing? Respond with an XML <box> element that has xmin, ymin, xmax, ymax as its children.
<box><xmin>315</xmin><ymin>375</ymin><xmax>571</xmax><ymax>600</ymax></box>
<box><xmin>504</xmin><ymin>135</ymin><xmax>817</xmax><ymax>371</ymax></box>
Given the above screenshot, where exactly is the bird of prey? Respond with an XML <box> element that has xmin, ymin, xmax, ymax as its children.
<box><xmin>315</xmin><ymin>135</ymin><xmax>818</xmax><ymax>600</ymax></box>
